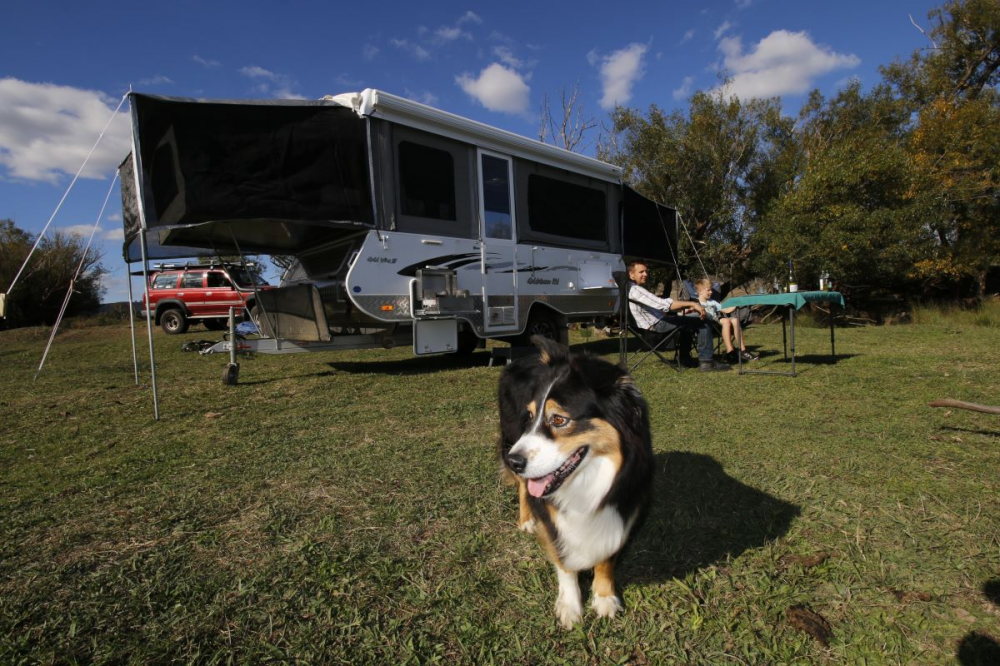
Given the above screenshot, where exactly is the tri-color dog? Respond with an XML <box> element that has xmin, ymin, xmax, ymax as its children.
<box><xmin>498</xmin><ymin>336</ymin><xmax>653</xmax><ymax>628</ymax></box>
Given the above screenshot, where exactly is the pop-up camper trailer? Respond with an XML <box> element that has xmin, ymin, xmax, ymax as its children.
<box><xmin>121</xmin><ymin>89</ymin><xmax>678</xmax><ymax>358</ymax></box>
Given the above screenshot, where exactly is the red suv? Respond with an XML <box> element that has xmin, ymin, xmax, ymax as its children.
<box><xmin>142</xmin><ymin>263</ymin><xmax>271</xmax><ymax>334</ymax></box>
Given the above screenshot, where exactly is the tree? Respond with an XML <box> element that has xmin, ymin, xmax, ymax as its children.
<box><xmin>538</xmin><ymin>83</ymin><xmax>596</xmax><ymax>153</ymax></box>
<box><xmin>754</xmin><ymin>82</ymin><xmax>935</xmax><ymax>296</ymax></box>
<box><xmin>601</xmin><ymin>86</ymin><xmax>796</xmax><ymax>286</ymax></box>
<box><xmin>0</xmin><ymin>220</ymin><xmax>107</xmax><ymax>328</ymax></box>
<box><xmin>882</xmin><ymin>0</ymin><xmax>1000</xmax><ymax>295</ymax></box>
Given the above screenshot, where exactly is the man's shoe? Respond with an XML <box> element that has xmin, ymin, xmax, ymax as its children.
<box><xmin>699</xmin><ymin>360</ymin><xmax>731</xmax><ymax>372</ymax></box>
<box><xmin>678</xmin><ymin>355</ymin><xmax>699</xmax><ymax>369</ymax></box>
<box><xmin>725</xmin><ymin>350</ymin><xmax>738</xmax><ymax>364</ymax></box>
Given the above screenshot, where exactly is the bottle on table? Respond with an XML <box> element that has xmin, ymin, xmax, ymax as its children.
<box><xmin>788</xmin><ymin>261</ymin><xmax>798</xmax><ymax>293</ymax></box>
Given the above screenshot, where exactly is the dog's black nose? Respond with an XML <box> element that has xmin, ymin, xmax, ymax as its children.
<box><xmin>506</xmin><ymin>453</ymin><xmax>527</xmax><ymax>474</ymax></box>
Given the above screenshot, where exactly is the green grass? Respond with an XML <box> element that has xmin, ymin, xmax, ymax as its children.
<box><xmin>1</xmin><ymin>319</ymin><xmax>998</xmax><ymax>664</ymax></box>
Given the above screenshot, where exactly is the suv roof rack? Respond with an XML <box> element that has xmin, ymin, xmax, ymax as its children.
<box><xmin>150</xmin><ymin>261</ymin><xmax>260</xmax><ymax>271</ymax></box>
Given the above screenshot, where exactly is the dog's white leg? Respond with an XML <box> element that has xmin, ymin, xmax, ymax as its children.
<box><xmin>554</xmin><ymin>566</ymin><xmax>582</xmax><ymax>628</ymax></box>
<box><xmin>591</xmin><ymin>559</ymin><xmax>622</xmax><ymax>619</ymax></box>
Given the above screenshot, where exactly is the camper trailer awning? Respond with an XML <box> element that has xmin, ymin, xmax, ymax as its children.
<box><xmin>120</xmin><ymin>94</ymin><xmax>375</xmax><ymax>257</ymax></box>
<box><xmin>622</xmin><ymin>185</ymin><xmax>678</xmax><ymax>266</ymax></box>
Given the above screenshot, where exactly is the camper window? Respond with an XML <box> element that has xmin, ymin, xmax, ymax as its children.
<box><xmin>482</xmin><ymin>154</ymin><xmax>513</xmax><ymax>240</ymax></box>
<box><xmin>398</xmin><ymin>141</ymin><xmax>456</xmax><ymax>222</ymax></box>
<box><xmin>527</xmin><ymin>174</ymin><xmax>607</xmax><ymax>242</ymax></box>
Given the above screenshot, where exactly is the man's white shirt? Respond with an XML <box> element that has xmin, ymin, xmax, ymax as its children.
<box><xmin>628</xmin><ymin>282</ymin><xmax>674</xmax><ymax>330</ymax></box>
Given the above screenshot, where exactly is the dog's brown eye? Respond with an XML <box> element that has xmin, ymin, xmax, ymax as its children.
<box><xmin>550</xmin><ymin>414</ymin><xmax>570</xmax><ymax>428</ymax></box>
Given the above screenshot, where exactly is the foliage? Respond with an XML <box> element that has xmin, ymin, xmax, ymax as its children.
<box><xmin>602</xmin><ymin>87</ymin><xmax>796</xmax><ymax>286</ymax></box>
<box><xmin>754</xmin><ymin>83</ymin><xmax>935</xmax><ymax>294</ymax></box>
<box><xmin>0</xmin><ymin>219</ymin><xmax>106</xmax><ymax>329</ymax></box>
<box><xmin>882</xmin><ymin>0</ymin><xmax>1000</xmax><ymax>295</ymax></box>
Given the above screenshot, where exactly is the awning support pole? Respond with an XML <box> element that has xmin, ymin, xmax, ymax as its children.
<box><xmin>127</xmin><ymin>265</ymin><xmax>139</xmax><ymax>385</ymax></box>
<box><xmin>139</xmin><ymin>232</ymin><xmax>160</xmax><ymax>420</ymax></box>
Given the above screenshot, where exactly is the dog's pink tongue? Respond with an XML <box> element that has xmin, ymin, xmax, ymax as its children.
<box><xmin>527</xmin><ymin>474</ymin><xmax>553</xmax><ymax>498</ymax></box>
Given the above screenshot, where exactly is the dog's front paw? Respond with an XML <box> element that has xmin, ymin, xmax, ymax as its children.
<box><xmin>591</xmin><ymin>594</ymin><xmax>622</xmax><ymax>619</ymax></box>
<box><xmin>518</xmin><ymin>517</ymin><xmax>536</xmax><ymax>533</ymax></box>
<box><xmin>555</xmin><ymin>596</ymin><xmax>583</xmax><ymax>629</ymax></box>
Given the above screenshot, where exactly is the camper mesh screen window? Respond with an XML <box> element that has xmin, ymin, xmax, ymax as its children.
<box><xmin>398</xmin><ymin>141</ymin><xmax>456</xmax><ymax>221</ymax></box>
<box><xmin>527</xmin><ymin>174</ymin><xmax>607</xmax><ymax>242</ymax></box>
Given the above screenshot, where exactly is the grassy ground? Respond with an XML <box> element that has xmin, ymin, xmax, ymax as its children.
<box><xmin>1</xmin><ymin>318</ymin><xmax>998</xmax><ymax>664</ymax></box>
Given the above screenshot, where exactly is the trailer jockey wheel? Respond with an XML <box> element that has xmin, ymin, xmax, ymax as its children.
<box><xmin>222</xmin><ymin>362</ymin><xmax>240</xmax><ymax>385</ymax></box>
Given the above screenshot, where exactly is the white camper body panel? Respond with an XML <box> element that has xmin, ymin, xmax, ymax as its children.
<box><xmin>343</xmin><ymin>229</ymin><xmax>621</xmax><ymax>340</ymax></box>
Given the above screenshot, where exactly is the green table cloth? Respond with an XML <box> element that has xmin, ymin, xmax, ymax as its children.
<box><xmin>721</xmin><ymin>291</ymin><xmax>845</xmax><ymax>310</ymax></box>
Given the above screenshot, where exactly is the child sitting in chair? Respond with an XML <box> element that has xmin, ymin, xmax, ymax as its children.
<box><xmin>694</xmin><ymin>278</ymin><xmax>758</xmax><ymax>364</ymax></box>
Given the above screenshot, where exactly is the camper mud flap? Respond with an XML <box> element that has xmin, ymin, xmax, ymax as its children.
<box><xmin>413</xmin><ymin>319</ymin><xmax>458</xmax><ymax>355</ymax></box>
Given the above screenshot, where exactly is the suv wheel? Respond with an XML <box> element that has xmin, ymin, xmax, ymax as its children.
<box><xmin>160</xmin><ymin>308</ymin><xmax>189</xmax><ymax>335</ymax></box>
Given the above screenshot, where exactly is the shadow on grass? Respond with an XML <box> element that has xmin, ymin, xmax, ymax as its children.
<box><xmin>955</xmin><ymin>578</ymin><xmax>1000</xmax><ymax>665</ymax></box>
<box><xmin>328</xmin><ymin>351</ymin><xmax>494</xmax><ymax>375</ymax></box>
<box><xmin>620</xmin><ymin>451</ymin><xmax>800</xmax><ymax>583</ymax></box>
<box><xmin>237</xmin><ymin>370</ymin><xmax>340</xmax><ymax>386</ymax></box>
<box><xmin>939</xmin><ymin>426</ymin><xmax>1000</xmax><ymax>439</ymax></box>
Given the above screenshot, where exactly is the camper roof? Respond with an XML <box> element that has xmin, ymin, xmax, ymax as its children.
<box><xmin>325</xmin><ymin>89</ymin><xmax>622</xmax><ymax>183</ymax></box>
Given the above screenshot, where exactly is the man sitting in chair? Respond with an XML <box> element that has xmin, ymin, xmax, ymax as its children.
<box><xmin>627</xmin><ymin>261</ymin><xmax>731</xmax><ymax>372</ymax></box>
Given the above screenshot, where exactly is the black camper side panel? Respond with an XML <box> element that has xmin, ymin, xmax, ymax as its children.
<box><xmin>129</xmin><ymin>94</ymin><xmax>374</xmax><ymax>253</ymax></box>
<box><xmin>622</xmin><ymin>185</ymin><xmax>678</xmax><ymax>266</ymax></box>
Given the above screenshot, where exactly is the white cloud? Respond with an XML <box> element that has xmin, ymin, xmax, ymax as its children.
<box><xmin>57</xmin><ymin>224</ymin><xmax>99</xmax><ymax>238</ymax></box>
<box><xmin>0</xmin><ymin>78</ymin><xmax>131</xmax><ymax>184</ymax></box>
<box><xmin>104</xmin><ymin>227</ymin><xmax>125</xmax><ymax>241</ymax></box>
<box><xmin>105</xmin><ymin>212</ymin><xmax>122</xmax><ymax>221</ymax></box>
<box><xmin>138</xmin><ymin>75</ymin><xmax>173</xmax><ymax>86</ymax></box>
<box><xmin>735</xmin><ymin>0</ymin><xmax>753</xmax><ymax>8</ymax></box>
<box><xmin>435</xmin><ymin>26</ymin><xmax>469</xmax><ymax>43</ymax></box>
<box><xmin>457</xmin><ymin>11</ymin><xmax>482</xmax><ymax>25</ymax></box>
<box><xmin>591</xmin><ymin>43</ymin><xmax>648</xmax><ymax>110</ymax></box>
<box><xmin>493</xmin><ymin>45</ymin><xmax>523</xmax><ymax>69</ymax></box>
<box><xmin>715</xmin><ymin>29</ymin><xmax>860</xmax><ymax>99</ymax></box>
<box><xmin>679</xmin><ymin>29</ymin><xmax>695</xmax><ymax>45</ymax></box>
<box><xmin>239</xmin><ymin>66</ymin><xmax>304</xmax><ymax>99</ymax></box>
<box><xmin>404</xmin><ymin>88</ymin><xmax>440</xmax><ymax>107</ymax></box>
<box><xmin>192</xmin><ymin>55</ymin><xmax>220</xmax><ymax>68</ymax></box>
<box><xmin>240</xmin><ymin>66</ymin><xmax>281</xmax><ymax>82</ymax></box>
<box><xmin>363</xmin><ymin>44</ymin><xmax>379</xmax><ymax>61</ymax></box>
<box><xmin>673</xmin><ymin>76</ymin><xmax>694</xmax><ymax>100</ymax></box>
<box><xmin>391</xmin><ymin>38</ymin><xmax>431</xmax><ymax>61</ymax></box>
<box><xmin>456</xmin><ymin>63</ymin><xmax>530</xmax><ymax>114</ymax></box>
<box><xmin>714</xmin><ymin>21</ymin><xmax>733</xmax><ymax>40</ymax></box>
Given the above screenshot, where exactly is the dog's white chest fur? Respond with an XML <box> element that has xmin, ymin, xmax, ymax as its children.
<box><xmin>552</xmin><ymin>456</ymin><xmax>633</xmax><ymax>571</ymax></box>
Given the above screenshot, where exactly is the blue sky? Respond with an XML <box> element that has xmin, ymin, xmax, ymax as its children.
<box><xmin>1</xmin><ymin>0</ymin><xmax>941</xmax><ymax>303</ymax></box>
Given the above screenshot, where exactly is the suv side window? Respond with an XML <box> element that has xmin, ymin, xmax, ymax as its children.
<box><xmin>152</xmin><ymin>273</ymin><xmax>177</xmax><ymax>289</ymax></box>
<box><xmin>206</xmin><ymin>272</ymin><xmax>230</xmax><ymax>288</ymax></box>
<box><xmin>181</xmin><ymin>272</ymin><xmax>205</xmax><ymax>288</ymax></box>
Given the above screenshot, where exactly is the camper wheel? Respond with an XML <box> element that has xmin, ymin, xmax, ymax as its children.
<box><xmin>515</xmin><ymin>308</ymin><xmax>564</xmax><ymax>347</ymax></box>
<box><xmin>222</xmin><ymin>362</ymin><xmax>240</xmax><ymax>385</ymax></box>
<box><xmin>456</xmin><ymin>328</ymin><xmax>481</xmax><ymax>355</ymax></box>
<box><xmin>160</xmin><ymin>308</ymin><xmax>189</xmax><ymax>335</ymax></box>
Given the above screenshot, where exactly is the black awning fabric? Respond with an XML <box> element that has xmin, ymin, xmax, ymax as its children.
<box><xmin>622</xmin><ymin>185</ymin><xmax>678</xmax><ymax>265</ymax></box>
<box><xmin>123</xmin><ymin>94</ymin><xmax>375</xmax><ymax>256</ymax></box>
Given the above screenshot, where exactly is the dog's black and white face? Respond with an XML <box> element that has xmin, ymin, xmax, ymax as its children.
<box><xmin>500</xmin><ymin>336</ymin><xmax>652</xmax><ymax>514</ymax></box>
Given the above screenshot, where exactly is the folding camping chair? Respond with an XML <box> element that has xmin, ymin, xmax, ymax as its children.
<box><xmin>614</xmin><ymin>271</ymin><xmax>687</xmax><ymax>372</ymax></box>
<box><xmin>679</xmin><ymin>279</ymin><xmax>753</xmax><ymax>357</ymax></box>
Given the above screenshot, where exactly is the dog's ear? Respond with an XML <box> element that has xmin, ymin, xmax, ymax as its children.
<box><xmin>532</xmin><ymin>335</ymin><xmax>567</xmax><ymax>365</ymax></box>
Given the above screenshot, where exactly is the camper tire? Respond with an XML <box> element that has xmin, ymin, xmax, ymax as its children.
<box><xmin>515</xmin><ymin>308</ymin><xmax>563</xmax><ymax>347</ymax></box>
<box><xmin>456</xmin><ymin>328</ymin><xmax>480</xmax><ymax>355</ymax></box>
<box><xmin>160</xmin><ymin>308</ymin><xmax>189</xmax><ymax>335</ymax></box>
